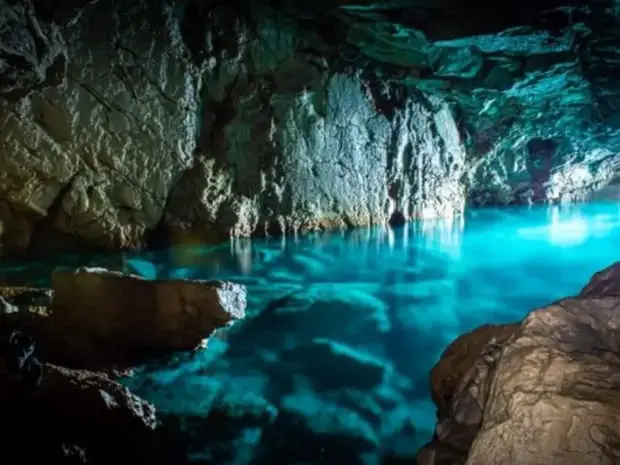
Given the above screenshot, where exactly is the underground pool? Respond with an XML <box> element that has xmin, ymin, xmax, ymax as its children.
<box><xmin>2</xmin><ymin>200</ymin><xmax>620</xmax><ymax>463</ymax></box>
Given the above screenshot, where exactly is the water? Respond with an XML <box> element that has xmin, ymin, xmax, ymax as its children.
<box><xmin>2</xmin><ymin>201</ymin><xmax>620</xmax><ymax>463</ymax></box>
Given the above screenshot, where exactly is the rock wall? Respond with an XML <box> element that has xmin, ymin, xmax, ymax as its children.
<box><xmin>2</xmin><ymin>0</ymin><xmax>620</xmax><ymax>256</ymax></box>
<box><xmin>0</xmin><ymin>0</ymin><xmax>465</xmax><ymax>256</ymax></box>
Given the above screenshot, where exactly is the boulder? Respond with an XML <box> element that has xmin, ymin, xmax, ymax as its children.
<box><xmin>420</xmin><ymin>261</ymin><xmax>620</xmax><ymax>465</ymax></box>
<box><xmin>429</xmin><ymin>323</ymin><xmax>518</xmax><ymax>418</ymax></box>
<box><xmin>46</xmin><ymin>267</ymin><xmax>246</xmax><ymax>367</ymax></box>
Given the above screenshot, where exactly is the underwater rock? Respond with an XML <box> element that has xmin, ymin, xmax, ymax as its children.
<box><xmin>47</xmin><ymin>267</ymin><xmax>246</xmax><ymax>367</ymax></box>
<box><xmin>156</xmin><ymin>387</ymin><xmax>278</xmax><ymax>465</ymax></box>
<box><xmin>0</xmin><ymin>359</ymin><xmax>161</xmax><ymax>464</ymax></box>
<box><xmin>278</xmin><ymin>338</ymin><xmax>390</xmax><ymax>392</ymax></box>
<box><xmin>257</xmin><ymin>391</ymin><xmax>381</xmax><ymax>465</ymax></box>
<box><xmin>225</xmin><ymin>287</ymin><xmax>391</xmax><ymax>357</ymax></box>
<box><xmin>420</xmin><ymin>262</ymin><xmax>620</xmax><ymax>465</ymax></box>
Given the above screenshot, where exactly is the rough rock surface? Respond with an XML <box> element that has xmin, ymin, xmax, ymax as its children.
<box><xmin>1</xmin><ymin>357</ymin><xmax>161</xmax><ymax>464</ymax></box>
<box><xmin>46</xmin><ymin>267</ymin><xmax>246</xmax><ymax>367</ymax></box>
<box><xmin>2</xmin><ymin>0</ymin><xmax>619</xmax><ymax>255</ymax></box>
<box><xmin>419</xmin><ymin>261</ymin><xmax>620</xmax><ymax>465</ymax></box>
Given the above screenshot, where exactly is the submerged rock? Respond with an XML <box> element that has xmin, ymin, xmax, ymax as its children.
<box><xmin>278</xmin><ymin>338</ymin><xmax>391</xmax><ymax>392</ymax></box>
<box><xmin>224</xmin><ymin>287</ymin><xmax>391</xmax><ymax>356</ymax></box>
<box><xmin>421</xmin><ymin>261</ymin><xmax>620</xmax><ymax>465</ymax></box>
<box><xmin>46</xmin><ymin>267</ymin><xmax>246</xmax><ymax>367</ymax></box>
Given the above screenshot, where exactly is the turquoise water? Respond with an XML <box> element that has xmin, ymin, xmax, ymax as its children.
<box><xmin>3</xmin><ymin>201</ymin><xmax>620</xmax><ymax>463</ymax></box>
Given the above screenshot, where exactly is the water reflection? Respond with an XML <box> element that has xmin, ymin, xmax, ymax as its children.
<box><xmin>2</xmin><ymin>201</ymin><xmax>620</xmax><ymax>452</ymax></box>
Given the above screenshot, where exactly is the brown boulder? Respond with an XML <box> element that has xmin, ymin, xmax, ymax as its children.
<box><xmin>44</xmin><ymin>267</ymin><xmax>246</xmax><ymax>368</ymax></box>
<box><xmin>420</xmin><ymin>262</ymin><xmax>620</xmax><ymax>465</ymax></box>
<box><xmin>465</xmin><ymin>296</ymin><xmax>620</xmax><ymax>464</ymax></box>
<box><xmin>418</xmin><ymin>323</ymin><xmax>518</xmax><ymax>464</ymax></box>
<box><xmin>429</xmin><ymin>323</ymin><xmax>518</xmax><ymax>417</ymax></box>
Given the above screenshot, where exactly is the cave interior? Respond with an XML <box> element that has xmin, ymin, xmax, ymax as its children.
<box><xmin>1</xmin><ymin>0</ymin><xmax>620</xmax><ymax>464</ymax></box>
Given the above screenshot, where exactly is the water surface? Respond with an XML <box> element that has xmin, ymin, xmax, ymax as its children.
<box><xmin>2</xmin><ymin>201</ymin><xmax>620</xmax><ymax>462</ymax></box>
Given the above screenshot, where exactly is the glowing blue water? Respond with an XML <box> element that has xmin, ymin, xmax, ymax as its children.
<box><xmin>3</xmin><ymin>201</ymin><xmax>620</xmax><ymax>462</ymax></box>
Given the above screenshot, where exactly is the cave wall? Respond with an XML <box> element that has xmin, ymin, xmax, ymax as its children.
<box><xmin>0</xmin><ymin>0</ymin><xmax>465</xmax><ymax>256</ymax></box>
<box><xmin>1</xmin><ymin>0</ymin><xmax>619</xmax><ymax>256</ymax></box>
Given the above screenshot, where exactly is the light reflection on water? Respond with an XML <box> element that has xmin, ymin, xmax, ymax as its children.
<box><xmin>1</xmin><ymin>201</ymin><xmax>620</xmax><ymax>453</ymax></box>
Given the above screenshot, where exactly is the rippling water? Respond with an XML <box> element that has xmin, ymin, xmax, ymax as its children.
<box><xmin>2</xmin><ymin>201</ymin><xmax>620</xmax><ymax>462</ymax></box>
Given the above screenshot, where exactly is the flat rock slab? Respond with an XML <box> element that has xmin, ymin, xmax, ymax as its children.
<box><xmin>48</xmin><ymin>267</ymin><xmax>246</xmax><ymax>367</ymax></box>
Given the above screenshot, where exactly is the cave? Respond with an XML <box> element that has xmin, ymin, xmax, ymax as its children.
<box><xmin>1</xmin><ymin>0</ymin><xmax>620</xmax><ymax>464</ymax></box>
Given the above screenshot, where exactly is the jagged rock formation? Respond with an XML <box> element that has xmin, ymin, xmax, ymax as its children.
<box><xmin>419</xmin><ymin>261</ymin><xmax>620</xmax><ymax>465</ymax></box>
<box><xmin>1</xmin><ymin>0</ymin><xmax>620</xmax><ymax>256</ymax></box>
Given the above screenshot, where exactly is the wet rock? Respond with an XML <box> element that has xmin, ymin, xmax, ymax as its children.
<box><xmin>421</xmin><ymin>262</ymin><xmax>620</xmax><ymax>465</ymax></box>
<box><xmin>47</xmin><ymin>267</ymin><xmax>246</xmax><ymax>368</ymax></box>
<box><xmin>465</xmin><ymin>297</ymin><xmax>620</xmax><ymax>464</ymax></box>
<box><xmin>418</xmin><ymin>324</ymin><xmax>517</xmax><ymax>464</ymax></box>
<box><xmin>156</xmin><ymin>387</ymin><xmax>278</xmax><ymax>465</ymax></box>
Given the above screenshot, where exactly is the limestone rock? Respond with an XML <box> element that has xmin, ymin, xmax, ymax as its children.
<box><xmin>0</xmin><ymin>0</ymin><xmax>67</xmax><ymax>99</ymax></box>
<box><xmin>48</xmin><ymin>267</ymin><xmax>246</xmax><ymax>367</ymax></box>
<box><xmin>421</xmin><ymin>262</ymin><xmax>620</xmax><ymax>465</ymax></box>
<box><xmin>2</xmin><ymin>0</ymin><xmax>620</xmax><ymax>256</ymax></box>
<box><xmin>263</xmin><ymin>392</ymin><xmax>381</xmax><ymax>465</ymax></box>
<box><xmin>0</xmin><ymin>0</ymin><xmax>467</xmax><ymax>255</ymax></box>
<box><xmin>465</xmin><ymin>299</ymin><xmax>620</xmax><ymax>464</ymax></box>
<box><xmin>278</xmin><ymin>338</ymin><xmax>391</xmax><ymax>392</ymax></box>
<box><xmin>224</xmin><ymin>287</ymin><xmax>391</xmax><ymax>356</ymax></box>
<box><xmin>0</xmin><ymin>0</ymin><xmax>201</xmax><ymax>256</ymax></box>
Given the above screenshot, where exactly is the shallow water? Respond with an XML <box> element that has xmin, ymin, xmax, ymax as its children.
<box><xmin>3</xmin><ymin>201</ymin><xmax>620</xmax><ymax>462</ymax></box>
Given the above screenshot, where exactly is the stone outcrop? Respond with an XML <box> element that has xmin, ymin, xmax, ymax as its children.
<box><xmin>419</xmin><ymin>261</ymin><xmax>620</xmax><ymax>465</ymax></box>
<box><xmin>0</xmin><ymin>270</ymin><xmax>249</xmax><ymax>464</ymax></box>
<box><xmin>0</xmin><ymin>269</ymin><xmax>247</xmax><ymax>368</ymax></box>
<box><xmin>47</xmin><ymin>267</ymin><xmax>246</xmax><ymax>367</ymax></box>
<box><xmin>1</xmin><ymin>0</ymin><xmax>619</xmax><ymax>256</ymax></box>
